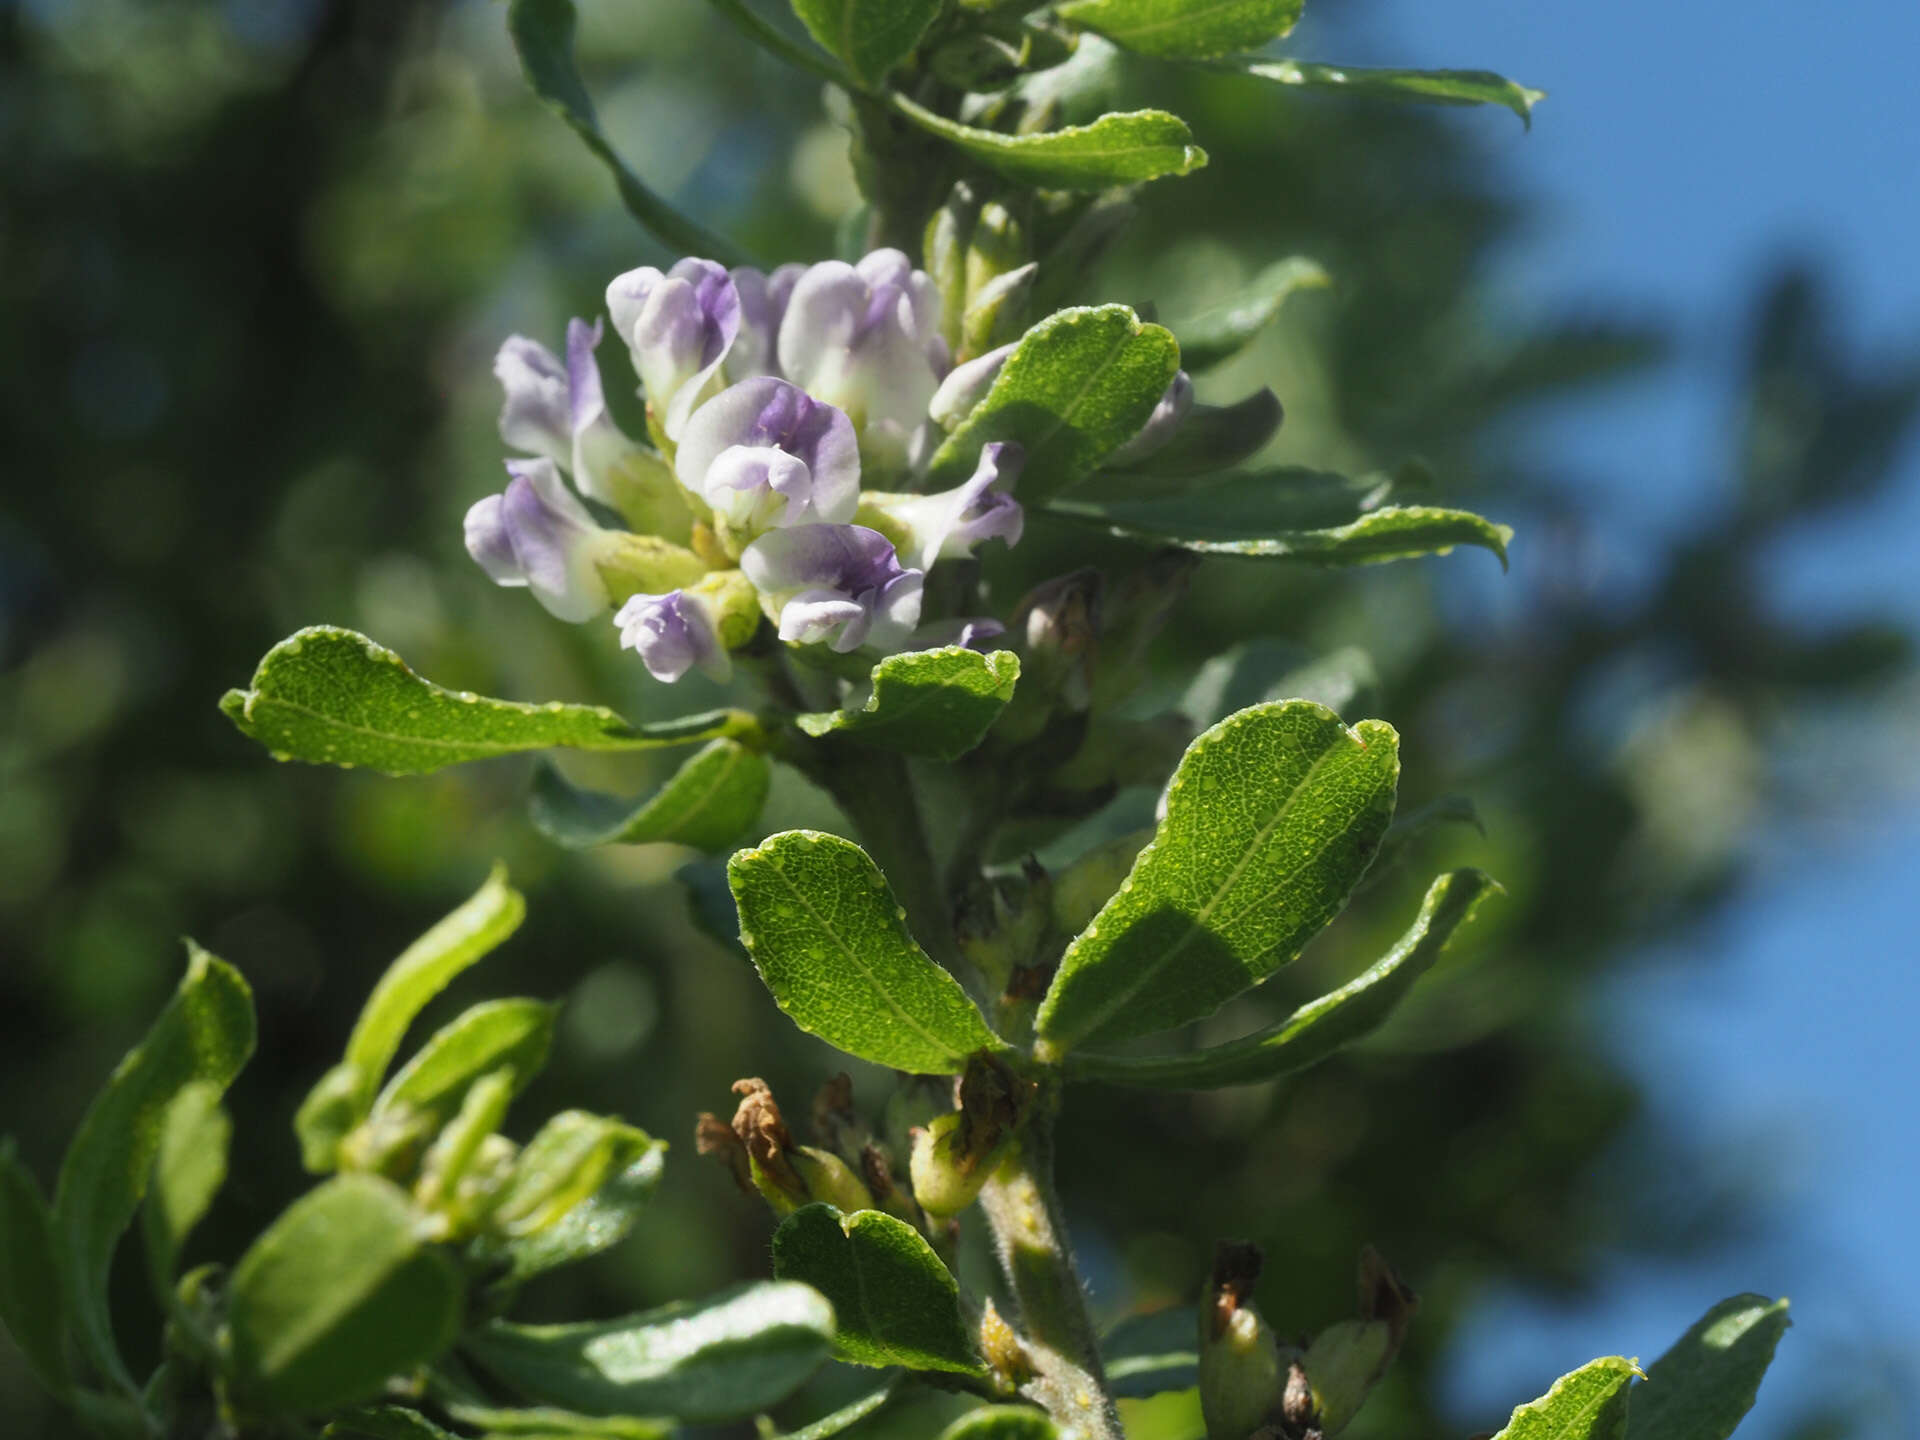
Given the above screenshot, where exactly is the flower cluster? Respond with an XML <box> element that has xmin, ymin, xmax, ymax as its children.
<box><xmin>465</xmin><ymin>249</ymin><xmax>1031</xmax><ymax>684</ymax></box>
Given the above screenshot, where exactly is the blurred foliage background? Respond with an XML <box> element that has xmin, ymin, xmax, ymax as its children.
<box><xmin>3</xmin><ymin>1</ymin><xmax>1915</xmax><ymax>1438</ymax></box>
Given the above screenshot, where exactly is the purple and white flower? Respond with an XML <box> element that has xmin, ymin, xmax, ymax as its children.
<box><xmin>495</xmin><ymin>319</ymin><xmax>660</xmax><ymax>514</ymax></box>
<box><xmin>913</xmin><ymin>617</ymin><xmax>1007</xmax><ymax>652</ymax></box>
<box><xmin>1106</xmin><ymin>370</ymin><xmax>1194</xmax><ymax>465</ymax></box>
<box><xmin>740</xmin><ymin>524</ymin><xmax>925</xmax><ymax>654</ymax></box>
<box><xmin>464</xmin><ymin>458</ymin><xmax>615</xmax><ymax>622</ymax></box>
<box><xmin>862</xmin><ymin>441</ymin><xmax>1026</xmax><ymax>572</ymax></box>
<box><xmin>614</xmin><ymin>588</ymin><xmax>730</xmax><ymax>684</ymax></box>
<box><xmin>606</xmin><ymin>258</ymin><xmax>742</xmax><ymax>441</ymax></box>
<box><xmin>777</xmin><ymin>249</ymin><xmax>950</xmax><ymax>473</ymax></box>
<box><xmin>726</xmin><ymin>263</ymin><xmax>807</xmax><ymax>382</ymax></box>
<box><xmin>676</xmin><ymin>377</ymin><xmax>861</xmax><ymax>536</ymax></box>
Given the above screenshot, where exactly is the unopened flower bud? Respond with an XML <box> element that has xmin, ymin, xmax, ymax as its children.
<box><xmin>924</xmin><ymin>182</ymin><xmax>979</xmax><ymax>353</ymax></box>
<box><xmin>711</xmin><ymin>1078</ymin><xmax>875</xmax><ymax>1217</ymax></box>
<box><xmin>1302</xmin><ymin>1320</ymin><xmax>1392</xmax><ymax>1436</ymax></box>
<box><xmin>1106</xmin><ymin>370</ymin><xmax>1193</xmax><ymax>466</ymax></box>
<box><xmin>909</xmin><ymin>1053</ymin><xmax>1027</xmax><ymax>1217</ymax></box>
<box><xmin>996</xmin><ymin>568</ymin><xmax>1103</xmax><ymax>743</ymax></box>
<box><xmin>961</xmin><ymin>262</ymin><xmax>1039</xmax><ymax>362</ymax></box>
<box><xmin>1199</xmin><ymin>1242</ymin><xmax>1291</xmax><ymax>1440</ymax></box>
<box><xmin>929</xmin><ymin>342</ymin><xmax>1014</xmax><ymax>430</ymax></box>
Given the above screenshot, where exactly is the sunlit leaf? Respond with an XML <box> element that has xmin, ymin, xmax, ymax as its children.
<box><xmin>1170</xmin><ymin>256</ymin><xmax>1331</xmax><ymax>371</ymax></box>
<box><xmin>789</xmin><ymin>0</ymin><xmax>941</xmax><ymax>88</ymax></box>
<box><xmin>729</xmin><ymin>831</ymin><xmax>1004</xmax><ymax>1073</ymax></box>
<box><xmin>1036</xmin><ymin>702</ymin><xmax>1399</xmax><ymax>1057</ymax></box>
<box><xmin>1232</xmin><ymin>58</ymin><xmax>1544</xmax><ymax>127</ymax></box>
<box><xmin>0</xmin><ymin>1142</ymin><xmax>70</xmax><ymax>1396</ymax></box>
<box><xmin>508</xmin><ymin>0</ymin><xmax>750</xmax><ymax>261</ymax></box>
<box><xmin>479</xmin><ymin>1145</ymin><xmax>666</xmax><ymax>1286</ymax></box>
<box><xmin>372</xmin><ymin>998</ymin><xmax>558</xmax><ymax>1122</ymax></box>
<box><xmin>222</xmin><ymin>627</ymin><xmax>758</xmax><ymax>776</ymax></box>
<box><xmin>1064</xmin><ymin>869</ymin><xmax>1496</xmax><ymax>1087</ymax></box>
<box><xmin>489</xmin><ymin>1112</ymin><xmax>658</xmax><ymax>1240</ymax></box>
<box><xmin>889</xmin><ymin>95</ymin><xmax>1206</xmax><ymax>193</ymax></box>
<box><xmin>141</xmin><ymin>1081</ymin><xmax>231</xmax><ymax>1293</ymax></box>
<box><xmin>467</xmin><ymin>1281</ymin><xmax>834</xmax><ymax>1422</ymax></box>
<box><xmin>1492</xmin><ymin>1356</ymin><xmax>1638</xmax><ymax>1440</ymax></box>
<box><xmin>796</xmin><ymin>648</ymin><xmax>1021</xmax><ymax>760</ymax></box>
<box><xmin>531</xmin><ymin>739</ymin><xmax>771</xmax><ymax>852</ymax></box>
<box><xmin>927</xmin><ymin>305</ymin><xmax>1182</xmax><ymax>500</ymax></box>
<box><xmin>772</xmin><ymin>1204</ymin><xmax>983</xmax><ymax>1374</ymax></box>
<box><xmin>1057</xmin><ymin>0</ymin><xmax>1301</xmax><ymax>61</ymax></box>
<box><xmin>295</xmin><ymin>865</ymin><xmax>525</xmax><ymax>1172</ymax></box>
<box><xmin>228</xmin><ymin>1174</ymin><xmax>463</xmax><ymax>1416</ymax></box>
<box><xmin>1628</xmin><ymin>1295</ymin><xmax>1790</xmax><ymax>1440</ymax></box>
<box><xmin>53</xmin><ymin>944</ymin><xmax>255</xmax><ymax>1394</ymax></box>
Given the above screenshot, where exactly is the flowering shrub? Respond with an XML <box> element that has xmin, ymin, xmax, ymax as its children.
<box><xmin>0</xmin><ymin>2</ymin><xmax>1795</xmax><ymax>1440</ymax></box>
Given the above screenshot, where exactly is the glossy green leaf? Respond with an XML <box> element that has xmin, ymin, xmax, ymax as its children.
<box><xmin>1064</xmin><ymin>869</ymin><xmax>1496</xmax><ymax>1087</ymax></box>
<box><xmin>508</xmin><ymin>0</ymin><xmax>749</xmax><ymax>262</ymax></box>
<box><xmin>771</xmin><ymin>1376</ymin><xmax>904</xmax><ymax>1440</ymax></box>
<box><xmin>448</xmin><ymin>1402</ymin><xmax>668</xmax><ymax>1438</ymax></box>
<box><xmin>1171</xmin><ymin>256</ymin><xmax>1331</xmax><ymax>371</ymax></box>
<box><xmin>1057</xmin><ymin>0</ymin><xmax>1300</xmax><ymax>60</ymax></box>
<box><xmin>222</xmin><ymin>626</ymin><xmax>757</xmax><ymax>776</ymax></box>
<box><xmin>0</xmin><ymin>1141</ymin><xmax>69</xmax><ymax>1396</ymax></box>
<box><xmin>373</xmin><ymin>998</ymin><xmax>557</xmax><ymax>1122</ymax></box>
<box><xmin>1051</xmin><ymin>468</ymin><xmax>1511</xmax><ymax>568</ymax></box>
<box><xmin>889</xmin><ymin>95</ymin><xmax>1206</xmax><ymax>194</ymax></box>
<box><xmin>1493</xmin><ymin>1356</ymin><xmax>1638</xmax><ymax>1440</ymax></box>
<box><xmin>927</xmin><ymin>305</ymin><xmax>1183</xmax><ymax>500</ymax></box>
<box><xmin>1233</xmin><ymin>58</ymin><xmax>1544</xmax><ymax>127</ymax></box>
<box><xmin>728</xmin><ymin>831</ymin><xmax>1003</xmax><ymax>1073</ymax></box>
<box><xmin>480</xmin><ymin>1145</ymin><xmax>666</xmax><ymax>1286</ymax></box>
<box><xmin>796</xmin><ymin>648</ymin><xmax>1021</xmax><ymax>760</ymax></box>
<box><xmin>771</xmin><ymin>1204</ymin><xmax>982</xmax><ymax>1374</ymax></box>
<box><xmin>1629</xmin><ymin>1295</ymin><xmax>1790</xmax><ymax>1440</ymax></box>
<box><xmin>54</xmin><ymin>943</ymin><xmax>255</xmax><ymax>1393</ymax></box>
<box><xmin>1099</xmin><ymin>389</ymin><xmax>1284</xmax><ymax>484</ymax></box>
<box><xmin>296</xmin><ymin>865</ymin><xmax>525</xmax><ymax>1171</ymax></box>
<box><xmin>1035</xmin><ymin>702</ymin><xmax>1400</xmax><ymax>1058</ymax></box>
<box><xmin>141</xmin><ymin>1081</ymin><xmax>230</xmax><ymax>1293</ymax></box>
<box><xmin>789</xmin><ymin>0</ymin><xmax>940</xmax><ymax>88</ymax></box>
<box><xmin>938</xmin><ymin>1405</ymin><xmax>1062</xmax><ymax>1440</ymax></box>
<box><xmin>530</xmin><ymin>739</ymin><xmax>771</xmax><ymax>852</ymax></box>
<box><xmin>467</xmin><ymin>1281</ymin><xmax>834</xmax><ymax>1421</ymax></box>
<box><xmin>1102</xmin><ymin>1307</ymin><xmax>1197</xmax><ymax>1398</ymax></box>
<box><xmin>228</xmin><ymin>1174</ymin><xmax>463</xmax><ymax>1415</ymax></box>
<box><xmin>489</xmin><ymin>1111</ymin><xmax>657</xmax><ymax>1238</ymax></box>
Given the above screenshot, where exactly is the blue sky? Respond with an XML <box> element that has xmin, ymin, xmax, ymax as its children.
<box><xmin>1333</xmin><ymin>1</ymin><xmax>1920</xmax><ymax>1432</ymax></box>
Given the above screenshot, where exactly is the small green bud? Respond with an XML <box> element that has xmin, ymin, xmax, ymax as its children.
<box><xmin>960</xmin><ymin>261</ymin><xmax>1038</xmax><ymax>362</ymax></box>
<box><xmin>910</xmin><ymin>1113</ymin><xmax>987</xmax><ymax>1216</ymax></box>
<box><xmin>688</xmin><ymin>567</ymin><xmax>762</xmax><ymax>651</ymax></box>
<box><xmin>925</xmin><ymin>182</ymin><xmax>980</xmax><ymax>353</ymax></box>
<box><xmin>1302</xmin><ymin>1320</ymin><xmax>1392</xmax><ymax>1436</ymax></box>
<box><xmin>909</xmin><ymin>1054</ymin><xmax>1028</xmax><ymax>1217</ymax></box>
<box><xmin>1199</xmin><ymin>1242</ymin><xmax>1288</xmax><ymax>1440</ymax></box>
<box><xmin>997</xmin><ymin>567</ymin><xmax>1103</xmax><ymax>742</ymax></box>
<box><xmin>596</xmin><ymin>443</ymin><xmax>696</xmax><ymax>543</ymax></box>
<box><xmin>702</xmin><ymin>1078</ymin><xmax>874</xmax><ymax>1218</ymax></box>
<box><xmin>593</xmin><ymin>533</ymin><xmax>710</xmax><ymax>607</ymax></box>
<box><xmin>791</xmin><ymin>1146</ymin><xmax>876</xmax><ymax>1215</ymax></box>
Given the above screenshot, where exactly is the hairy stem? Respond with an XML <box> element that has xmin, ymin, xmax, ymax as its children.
<box><xmin>978</xmin><ymin>1092</ymin><xmax>1123</xmax><ymax>1440</ymax></box>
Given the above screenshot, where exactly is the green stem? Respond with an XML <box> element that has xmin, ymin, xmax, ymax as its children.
<box><xmin>977</xmin><ymin>1091</ymin><xmax>1124</xmax><ymax>1440</ymax></box>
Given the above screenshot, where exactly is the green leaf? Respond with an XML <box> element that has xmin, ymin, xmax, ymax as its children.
<box><xmin>1183</xmin><ymin>641</ymin><xmax>1379</xmax><ymax>728</ymax></box>
<box><xmin>480</xmin><ymin>1145</ymin><xmax>666</xmax><ymax>1286</ymax></box>
<box><xmin>889</xmin><ymin>95</ymin><xmax>1206</xmax><ymax>193</ymax></box>
<box><xmin>296</xmin><ymin>864</ymin><xmax>525</xmax><ymax>1171</ymax></box>
<box><xmin>228</xmin><ymin>1174</ymin><xmax>463</xmax><ymax>1416</ymax></box>
<box><xmin>466</xmin><ymin>1281</ymin><xmax>834</xmax><ymax>1422</ymax></box>
<box><xmin>1170</xmin><ymin>256</ymin><xmax>1331</xmax><ymax>371</ymax></box>
<box><xmin>1493</xmin><ymin>1356</ymin><xmax>1638</xmax><ymax>1440</ymax></box>
<box><xmin>1628</xmin><ymin>1295</ymin><xmax>1790</xmax><ymax>1440</ymax></box>
<box><xmin>141</xmin><ymin>1081</ymin><xmax>231</xmax><ymax>1293</ymax></box>
<box><xmin>447</xmin><ymin>1403</ymin><xmax>669</xmax><ymax>1438</ymax></box>
<box><xmin>926</xmin><ymin>305</ymin><xmax>1183</xmax><ymax>500</ymax></box>
<box><xmin>1232</xmin><ymin>58</ymin><xmax>1545</xmax><ymax>128</ymax></box>
<box><xmin>1357</xmin><ymin>794</ymin><xmax>1483</xmax><ymax>893</ymax></box>
<box><xmin>796</xmin><ymin>648</ymin><xmax>1021</xmax><ymax>760</ymax></box>
<box><xmin>1051</xmin><ymin>467</ymin><xmax>1512</xmax><ymax>568</ymax></box>
<box><xmin>938</xmin><ymin>1405</ymin><xmax>1062</xmax><ymax>1440</ymax></box>
<box><xmin>1034</xmin><ymin>702</ymin><xmax>1400</xmax><ymax>1058</ymax></box>
<box><xmin>507</xmin><ymin>0</ymin><xmax>749</xmax><ymax>262</ymax></box>
<box><xmin>223</xmin><ymin>627</ymin><xmax>758</xmax><ymax>776</ymax></box>
<box><xmin>789</xmin><ymin>0</ymin><xmax>940</xmax><ymax>88</ymax></box>
<box><xmin>372</xmin><ymin>998</ymin><xmax>558</xmax><ymax>1123</ymax></box>
<box><xmin>530</xmin><ymin>739</ymin><xmax>771</xmax><ymax>852</ymax></box>
<box><xmin>1057</xmin><ymin>0</ymin><xmax>1301</xmax><ymax>60</ymax></box>
<box><xmin>771</xmin><ymin>1204</ymin><xmax>982</xmax><ymax>1374</ymax></box>
<box><xmin>1064</xmin><ymin>869</ymin><xmax>1496</xmax><ymax>1087</ymax></box>
<box><xmin>728</xmin><ymin>831</ymin><xmax>1003</xmax><ymax>1073</ymax></box>
<box><xmin>771</xmin><ymin>1376</ymin><xmax>904</xmax><ymax>1440</ymax></box>
<box><xmin>489</xmin><ymin>1112</ymin><xmax>657</xmax><ymax>1238</ymax></box>
<box><xmin>1099</xmin><ymin>389</ymin><xmax>1284</xmax><ymax>485</ymax></box>
<box><xmin>0</xmin><ymin>1141</ymin><xmax>70</xmax><ymax>1396</ymax></box>
<box><xmin>327</xmin><ymin>1407</ymin><xmax>461</xmax><ymax>1440</ymax></box>
<box><xmin>54</xmin><ymin>943</ymin><xmax>255</xmax><ymax>1394</ymax></box>
<box><xmin>1102</xmin><ymin>1307</ymin><xmax>1197</xmax><ymax>1398</ymax></box>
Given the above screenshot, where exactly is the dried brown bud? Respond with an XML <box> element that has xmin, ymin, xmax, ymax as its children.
<box><xmin>1356</xmin><ymin>1245</ymin><xmax>1417</xmax><ymax>1352</ymax></box>
<box><xmin>730</xmin><ymin>1077</ymin><xmax>805</xmax><ymax>1207</ymax></box>
<box><xmin>695</xmin><ymin>1112</ymin><xmax>751</xmax><ymax>1193</ymax></box>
